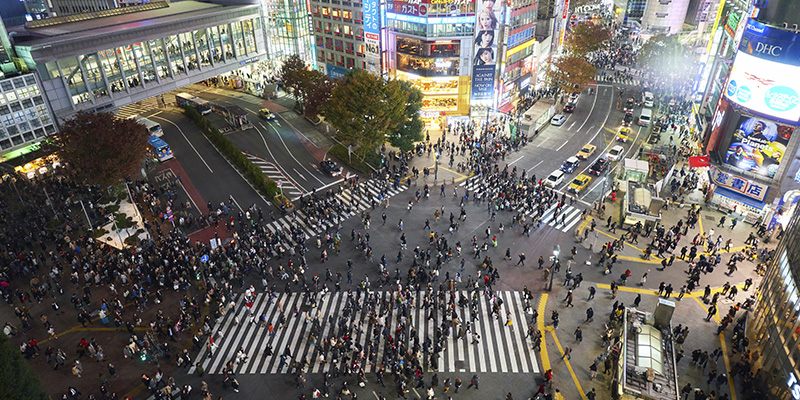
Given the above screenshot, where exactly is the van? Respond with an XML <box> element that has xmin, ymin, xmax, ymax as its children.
<box><xmin>643</xmin><ymin>92</ymin><xmax>654</xmax><ymax>108</ymax></box>
<box><xmin>544</xmin><ymin>170</ymin><xmax>565</xmax><ymax>188</ymax></box>
<box><xmin>638</xmin><ymin>108</ymin><xmax>652</xmax><ymax>126</ymax></box>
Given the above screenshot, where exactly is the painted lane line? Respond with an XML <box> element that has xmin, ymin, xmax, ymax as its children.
<box><xmin>152</xmin><ymin>116</ymin><xmax>213</xmax><ymax>173</ymax></box>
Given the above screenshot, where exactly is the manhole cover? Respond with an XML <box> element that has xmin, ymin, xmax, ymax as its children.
<box><xmin>299</xmin><ymin>304</ymin><xmax>312</xmax><ymax>312</ymax></box>
<box><xmin>455</xmin><ymin>360</ymin><xmax>466</xmax><ymax>370</ymax></box>
<box><xmin>705</xmin><ymin>216</ymin><xmax>715</xmax><ymax>222</ymax></box>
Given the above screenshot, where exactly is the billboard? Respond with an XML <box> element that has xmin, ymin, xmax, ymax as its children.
<box><xmin>710</xmin><ymin>167</ymin><xmax>770</xmax><ymax>202</ymax></box>
<box><xmin>393</xmin><ymin>0</ymin><xmax>430</xmax><ymax>16</ymax></box>
<box><xmin>738</xmin><ymin>19</ymin><xmax>800</xmax><ymax>66</ymax></box>
<box><xmin>363</xmin><ymin>0</ymin><xmax>381</xmax><ymax>75</ymax></box>
<box><xmin>471</xmin><ymin>0</ymin><xmax>499</xmax><ymax>101</ymax></box>
<box><xmin>724</xmin><ymin>115</ymin><xmax>794</xmax><ymax>178</ymax></box>
<box><xmin>725</xmin><ymin>51</ymin><xmax>800</xmax><ymax>123</ymax></box>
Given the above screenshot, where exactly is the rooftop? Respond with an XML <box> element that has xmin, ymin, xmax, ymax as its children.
<box><xmin>622</xmin><ymin>308</ymin><xmax>679</xmax><ymax>400</ymax></box>
<box><xmin>14</xmin><ymin>1</ymin><xmax>258</xmax><ymax>47</ymax></box>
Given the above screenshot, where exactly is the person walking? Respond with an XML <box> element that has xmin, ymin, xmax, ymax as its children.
<box><xmin>586</xmin><ymin>307</ymin><xmax>594</xmax><ymax>323</ymax></box>
<box><xmin>561</xmin><ymin>346</ymin><xmax>572</xmax><ymax>360</ymax></box>
<box><xmin>574</xmin><ymin>327</ymin><xmax>583</xmax><ymax>342</ymax></box>
<box><xmin>467</xmin><ymin>374</ymin><xmax>479</xmax><ymax>389</ymax></box>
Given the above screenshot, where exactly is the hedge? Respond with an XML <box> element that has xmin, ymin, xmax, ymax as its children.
<box><xmin>182</xmin><ymin>106</ymin><xmax>279</xmax><ymax>199</ymax></box>
<box><xmin>328</xmin><ymin>143</ymin><xmax>381</xmax><ymax>174</ymax></box>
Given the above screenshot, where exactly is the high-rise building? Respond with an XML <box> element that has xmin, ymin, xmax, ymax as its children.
<box><xmin>262</xmin><ymin>0</ymin><xmax>315</xmax><ymax>67</ymax></box>
<box><xmin>750</xmin><ymin>199</ymin><xmax>800</xmax><ymax>399</ymax></box>
<box><xmin>385</xmin><ymin>0</ymin><xmax>477</xmax><ymax>127</ymax></box>
<box><xmin>309</xmin><ymin>0</ymin><xmax>368</xmax><ymax>79</ymax></box>
<box><xmin>700</xmin><ymin>0</ymin><xmax>800</xmax><ymax>241</ymax></box>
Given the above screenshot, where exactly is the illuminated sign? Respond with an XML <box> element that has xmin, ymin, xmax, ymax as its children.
<box><xmin>739</xmin><ymin>19</ymin><xmax>800</xmax><ymax>66</ymax></box>
<box><xmin>787</xmin><ymin>371</ymin><xmax>800</xmax><ymax>399</ymax></box>
<box><xmin>393</xmin><ymin>0</ymin><xmax>429</xmax><ymax>16</ymax></box>
<box><xmin>725</xmin><ymin>51</ymin><xmax>800</xmax><ymax>123</ymax></box>
<box><xmin>472</xmin><ymin>0</ymin><xmax>499</xmax><ymax>101</ymax></box>
<box><xmin>710</xmin><ymin>167</ymin><xmax>769</xmax><ymax>201</ymax></box>
<box><xmin>385</xmin><ymin>12</ymin><xmax>475</xmax><ymax>24</ymax></box>
<box><xmin>724</xmin><ymin>115</ymin><xmax>794</xmax><ymax>178</ymax></box>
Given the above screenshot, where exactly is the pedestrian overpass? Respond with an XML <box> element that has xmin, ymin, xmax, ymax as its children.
<box><xmin>12</xmin><ymin>0</ymin><xmax>266</xmax><ymax>123</ymax></box>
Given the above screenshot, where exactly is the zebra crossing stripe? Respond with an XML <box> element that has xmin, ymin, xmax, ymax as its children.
<box><xmin>194</xmin><ymin>291</ymin><xmax>539</xmax><ymax>375</ymax></box>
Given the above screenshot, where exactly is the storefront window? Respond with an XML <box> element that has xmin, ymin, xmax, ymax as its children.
<box><xmin>208</xmin><ymin>27</ymin><xmax>223</xmax><ymax>63</ymax></box>
<box><xmin>219</xmin><ymin>25</ymin><xmax>233</xmax><ymax>59</ymax></box>
<box><xmin>233</xmin><ymin>21</ymin><xmax>246</xmax><ymax>56</ymax></box>
<box><xmin>149</xmin><ymin>39</ymin><xmax>170</xmax><ymax>79</ymax></box>
<box><xmin>99</xmin><ymin>49</ymin><xmax>124</xmax><ymax>93</ymax></box>
<box><xmin>428</xmin><ymin>23</ymin><xmax>473</xmax><ymax>37</ymax></box>
<box><xmin>428</xmin><ymin>1</ymin><xmax>474</xmax><ymax>15</ymax></box>
<box><xmin>133</xmin><ymin>43</ymin><xmax>156</xmax><ymax>84</ymax></box>
<box><xmin>165</xmin><ymin>35</ymin><xmax>185</xmax><ymax>76</ymax></box>
<box><xmin>81</xmin><ymin>53</ymin><xmax>107</xmax><ymax>100</ymax></box>
<box><xmin>118</xmin><ymin>45</ymin><xmax>141</xmax><ymax>88</ymax></box>
<box><xmin>43</xmin><ymin>61</ymin><xmax>61</xmax><ymax>80</ymax></box>
<box><xmin>389</xmin><ymin>20</ymin><xmax>426</xmax><ymax>36</ymax></box>
<box><xmin>58</xmin><ymin>57</ymin><xmax>90</xmax><ymax>105</ymax></box>
<box><xmin>243</xmin><ymin>19</ymin><xmax>257</xmax><ymax>55</ymax></box>
<box><xmin>178</xmin><ymin>32</ymin><xmax>197</xmax><ymax>71</ymax></box>
<box><xmin>194</xmin><ymin>30</ymin><xmax>211</xmax><ymax>67</ymax></box>
<box><xmin>397</xmin><ymin>54</ymin><xmax>459</xmax><ymax>77</ymax></box>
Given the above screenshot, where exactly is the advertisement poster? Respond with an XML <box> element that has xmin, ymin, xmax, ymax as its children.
<box><xmin>725</xmin><ymin>51</ymin><xmax>800</xmax><ymax>123</ymax></box>
<box><xmin>724</xmin><ymin>115</ymin><xmax>794</xmax><ymax>178</ymax></box>
<box><xmin>471</xmin><ymin>0</ymin><xmax>499</xmax><ymax>101</ymax></box>
<box><xmin>363</xmin><ymin>0</ymin><xmax>381</xmax><ymax>75</ymax></box>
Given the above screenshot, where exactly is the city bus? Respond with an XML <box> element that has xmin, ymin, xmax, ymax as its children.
<box><xmin>148</xmin><ymin>135</ymin><xmax>174</xmax><ymax>162</ymax></box>
<box><xmin>129</xmin><ymin>116</ymin><xmax>163</xmax><ymax>137</ymax></box>
<box><xmin>175</xmin><ymin>92</ymin><xmax>212</xmax><ymax>115</ymax></box>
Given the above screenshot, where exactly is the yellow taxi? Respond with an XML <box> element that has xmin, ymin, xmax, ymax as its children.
<box><xmin>616</xmin><ymin>127</ymin><xmax>631</xmax><ymax>142</ymax></box>
<box><xmin>258</xmin><ymin>108</ymin><xmax>276</xmax><ymax>120</ymax></box>
<box><xmin>576</xmin><ymin>144</ymin><xmax>596</xmax><ymax>160</ymax></box>
<box><xmin>568</xmin><ymin>174</ymin><xmax>592</xmax><ymax>194</ymax></box>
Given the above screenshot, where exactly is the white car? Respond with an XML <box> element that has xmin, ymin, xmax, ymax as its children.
<box><xmin>551</xmin><ymin>114</ymin><xmax>567</xmax><ymax>126</ymax></box>
<box><xmin>606</xmin><ymin>145</ymin><xmax>625</xmax><ymax>161</ymax></box>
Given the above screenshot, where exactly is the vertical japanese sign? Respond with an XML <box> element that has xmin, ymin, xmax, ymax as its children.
<box><xmin>363</xmin><ymin>0</ymin><xmax>381</xmax><ymax>75</ymax></box>
<box><xmin>471</xmin><ymin>0</ymin><xmax>499</xmax><ymax>100</ymax></box>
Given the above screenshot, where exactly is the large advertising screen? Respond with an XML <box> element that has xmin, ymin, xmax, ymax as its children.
<box><xmin>724</xmin><ymin>115</ymin><xmax>794</xmax><ymax>178</ymax></box>
<box><xmin>724</xmin><ymin>51</ymin><xmax>800</xmax><ymax>123</ymax></box>
<box><xmin>470</xmin><ymin>0</ymin><xmax>499</xmax><ymax>101</ymax></box>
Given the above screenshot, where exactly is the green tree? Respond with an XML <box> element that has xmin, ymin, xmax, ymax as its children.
<box><xmin>565</xmin><ymin>21</ymin><xmax>610</xmax><ymax>56</ymax></box>
<box><xmin>279</xmin><ymin>54</ymin><xmax>308</xmax><ymax>104</ymax></box>
<box><xmin>544</xmin><ymin>55</ymin><xmax>597</xmax><ymax>94</ymax></box>
<box><xmin>47</xmin><ymin>112</ymin><xmax>149</xmax><ymax>186</ymax></box>
<box><xmin>324</xmin><ymin>70</ymin><xmax>409</xmax><ymax>160</ymax></box>
<box><xmin>388</xmin><ymin>80</ymin><xmax>424</xmax><ymax>152</ymax></box>
<box><xmin>0</xmin><ymin>334</ymin><xmax>48</xmax><ymax>400</ymax></box>
<box><xmin>302</xmin><ymin>70</ymin><xmax>336</xmax><ymax>120</ymax></box>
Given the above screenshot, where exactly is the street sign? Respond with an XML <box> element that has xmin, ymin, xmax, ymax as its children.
<box><xmin>277</xmin><ymin>180</ymin><xmax>282</xmax><ymax>187</ymax></box>
<box><xmin>200</xmin><ymin>255</ymin><xmax>209</xmax><ymax>263</ymax></box>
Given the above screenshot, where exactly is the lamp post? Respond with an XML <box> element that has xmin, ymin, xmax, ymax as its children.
<box><xmin>75</xmin><ymin>200</ymin><xmax>93</xmax><ymax>231</ymax></box>
<box><xmin>549</xmin><ymin>245</ymin><xmax>560</xmax><ymax>291</ymax></box>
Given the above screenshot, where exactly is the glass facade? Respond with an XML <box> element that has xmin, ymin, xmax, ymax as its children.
<box><xmin>38</xmin><ymin>18</ymin><xmax>261</xmax><ymax>107</ymax></box>
<box><xmin>0</xmin><ymin>74</ymin><xmax>55</xmax><ymax>151</ymax></box>
<box><xmin>752</xmin><ymin>207</ymin><xmax>800</xmax><ymax>399</ymax></box>
<box><xmin>263</xmin><ymin>0</ymin><xmax>314</xmax><ymax>65</ymax></box>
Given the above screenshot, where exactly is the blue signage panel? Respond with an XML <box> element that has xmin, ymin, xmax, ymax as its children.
<box><xmin>326</xmin><ymin>65</ymin><xmax>349</xmax><ymax>80</ymax></box>
<box><xmin>739</xmin><ymin>19</ymin><xmax>800</xmax><ymax>66</ymax></box>
<box><xmin>471</xmin><ymin>65</ymin><xmax>496</xmax><ymax>100</ymax></box>
<box><xmin>363</xmin><ymin>0</ymin><xmax>380</xmax><ymax>37</ymax></box>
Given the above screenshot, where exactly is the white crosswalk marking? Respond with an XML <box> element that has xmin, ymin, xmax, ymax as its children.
<box><xmin>242</xmin><ymin>179</ymin><xmax>407</xmax><ymax>252</ymax></box>
<box><xmin>245</xmin><ymin>155</ymin><xmax>304</xmax><ymax>199</ymax></box>
<box><xmin>460</xmin><ymin>176</ymin><xmax>583</xmax><ymax>234</ymax></box>
<box><xmin>189</xmin><ymin>290</ymin><xmax>539</xmax><ymax>375</ymax></box>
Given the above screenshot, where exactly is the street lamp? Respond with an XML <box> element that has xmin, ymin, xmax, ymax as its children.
<box><xmin>549</xmin><ymin>245</ymin><xmax>560</xmax><ymax>291</ymax></box>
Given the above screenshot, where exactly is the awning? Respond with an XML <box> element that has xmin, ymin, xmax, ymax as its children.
<box><xmin>713</xmin><ymin>186</ymin><xmax>766</xmax><ymax>210</ymax></box>
<box><xmin>498</xmin><ymin>102</ymin><xmax>515</xmax><ymax>114</ymax></box>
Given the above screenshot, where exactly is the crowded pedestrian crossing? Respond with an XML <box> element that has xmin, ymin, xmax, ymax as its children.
<box><xmin>460</xmin><ymin>176</ymin><xmax>584</xmax><ymax>234</ymax></box>
<box><xmin>259</xmin><ymin>179</ymin><xmax>408</xmax><ymax>248</ymax></box>
<box><xmin>189</xmin><ymin>290</ymin><xmax>539</xmax><ymax>375</ymax></box>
